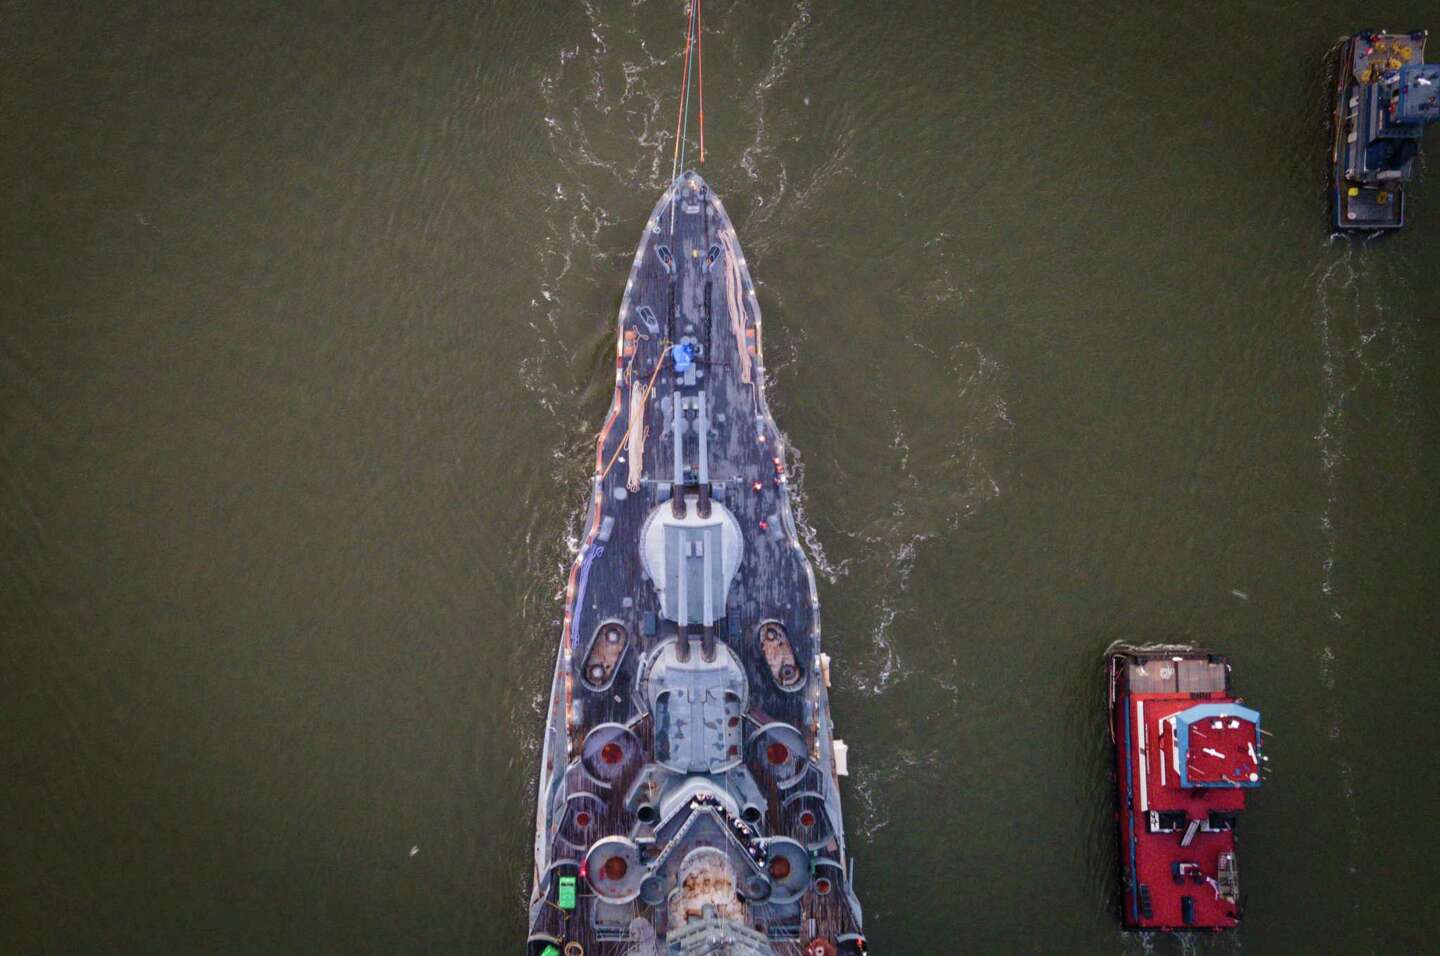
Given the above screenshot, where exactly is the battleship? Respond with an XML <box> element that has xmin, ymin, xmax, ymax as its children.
<box><xmin>525</xmin><ymin>173</ymin><xmax>866</xmax><ymax>956</ymax></box>
<box><xmin>1331</xmin><ymin>30</ymin><xmax>1440</xmax><ymax>230</ymax></box>
<box><xmin>1108</xmin><ymin>646</ymin><xmax>1265</xmax><ymax>931</ymax></box>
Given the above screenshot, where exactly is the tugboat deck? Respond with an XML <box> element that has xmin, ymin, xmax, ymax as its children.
<box><xmin>1109</xmin><ymin>649</ymin><xmax>1263</xmax><ymax>932</ymax></box>
<box><xmin>1349</xmin><ymin>32</ymin><xmax>1425</xmax><ymax>83</ymax></box>
<box><xmin>1332</xmin><ymin>30</ymin><xmax>1436</xmax><ymax>230</ymax></box>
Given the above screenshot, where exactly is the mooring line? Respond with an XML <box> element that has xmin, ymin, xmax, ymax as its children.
<box><xmin>697</xmin><ymin>0</ymin><xmax>705</xmax><ymax>162</ymax></box>
<box><xmin>669</xmin><ymin>0</ymin><xmax>697</xmax><ymax>184</ymax></box>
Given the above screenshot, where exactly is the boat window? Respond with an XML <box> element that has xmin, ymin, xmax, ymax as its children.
<box><xmin>1148</xmin><ymin>810</ymin><xmax>1187</xmax><ymax>833</ymax></box>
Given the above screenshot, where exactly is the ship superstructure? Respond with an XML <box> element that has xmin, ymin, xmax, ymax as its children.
<box><xmin>1108</xmin><ymin>648</ymin><xmax>1265</xmax><ymax>931</ymax></box>
<box><xmin>526</xmin><ymin>173</ymin><xmax>865</xmax><ymax>956</ymax></box>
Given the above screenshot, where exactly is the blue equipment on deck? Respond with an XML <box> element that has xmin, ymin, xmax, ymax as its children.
<box><xmin>1332</xmin><ymin>30</ymin><xmax>1440</xmax><ymax>230</ymax></box>
<box><xmin>671</xmin><ymin>342</ymin><xmax>695</xmax><ymax>373</ymax></box>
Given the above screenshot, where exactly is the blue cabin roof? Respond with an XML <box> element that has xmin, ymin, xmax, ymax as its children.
<box><xmin>1395</xmin><ymin>64</ymin><xmax>1440</xmax><ymax>124</ymax></box>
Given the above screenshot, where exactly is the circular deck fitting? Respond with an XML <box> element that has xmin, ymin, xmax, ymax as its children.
<box><xmin>580</xmin><ymin>723</ymin><xmax>642</xmax><ymax>787</ymax></box>
<box><xmin>639</xmin><ymin>875</ymin><xmax>666</xmax><ymax>906</ymax></box>
<box><xmin>812</xmin><ymin>859</ymin><xmax>846</xmax><ymax>902</ymax></box>
<box><xmin>583</xmin><ymin>836</ymin><xmax>645</xmax><ymax>903</ymax></box>
<box><xmin>761</xmin><ymin>837</ymin><xmax>810</xmax><ymax>904</ymax></box>
<box><xmin>749</xmin><ymin>722</ymin><xmax>809</xmax><ymax>788</ymax></box>
<box><xmin>782</xmin><ymin>791</ymin><xmax>833</xmax><ymax>850</ymax></box>
<box><xmin>558</xmin><ymin>792</ymin><xmax>606</xmax><ymax>847</ymax></box>
<box><xmin>742</xmin><ymin>873</ymin><xmax>772</xmax><ymax>902</ymax></box>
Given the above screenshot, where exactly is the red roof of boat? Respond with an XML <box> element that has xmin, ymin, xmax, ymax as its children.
<box><xmin>1116</xmin><ymin>683</ymin><xmax>1263</xmax><ymax>930</ymax></box>
<box><xmin>1175</xmin><ymin>706</ymin><xmax>1260</xmax><ymax>787</ymax></box>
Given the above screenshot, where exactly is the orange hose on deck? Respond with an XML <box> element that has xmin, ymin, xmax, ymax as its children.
<box><xmin>600</xmin><ymin>347</ymin><xmax>670</xmax><ymax>482</ymax></box>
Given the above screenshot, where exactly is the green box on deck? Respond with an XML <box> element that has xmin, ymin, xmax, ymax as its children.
<box><xmin>557</xmin><ymin>875</ymin><xmax>577</xmax><ymax>910</ymax></box>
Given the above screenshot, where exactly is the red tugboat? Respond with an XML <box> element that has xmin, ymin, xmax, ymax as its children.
<box><xmin>1108</xmin><ymin>646</ymin><xmax>1265</xmax><ymax>931</ymax></box>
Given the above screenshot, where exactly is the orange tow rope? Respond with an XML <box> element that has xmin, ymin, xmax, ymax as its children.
<box><xmin>697</xmin><ymin>0</ymin><xmax>705</xmax><ymax>162</ymax></box>
<box><xmin>670</xmin><ymin>0</ymin><xmax>697</xmax><ymax>177</ymax></box>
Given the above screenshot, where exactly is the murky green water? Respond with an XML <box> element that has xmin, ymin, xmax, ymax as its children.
<box><xmin>5</xmin><ymin>1</ymin><xmax>1440</xmax><ymax>952</ymax></box>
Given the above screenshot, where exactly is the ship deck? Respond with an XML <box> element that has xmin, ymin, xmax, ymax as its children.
<box><xmin>527</xmin><ymin>173</ymin><xmax>864</xmax><ymax>955</ymax></box>
<box><xmin>1348</xmin><ymin>31</ymin><xmax>1425</xmax><ymax>85</ymax></box>
<box><xmin>1333</xmin><ymin>31</ymin><xmax>1428</xmax><ymax>230</ymax></box>
<box><xmin>1110</xmin><ymin>651</ymin><xmax>1259</xmax><ymax>932</ymax></box>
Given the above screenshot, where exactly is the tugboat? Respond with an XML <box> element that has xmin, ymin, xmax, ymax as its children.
<box><xmin>1108</xmin><ymin>647</ymin><xmax>1265</xmax><ymax>931</ymax></box>
<box><xmin>524</xmin><ymin>172</ymin><xmax>866</xmax><ymax>956</ymax></box>
<box><xmin>1331</xmin><ymin>30</ymin><xmax>1440</xmax><ymax>230</ymax></box>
